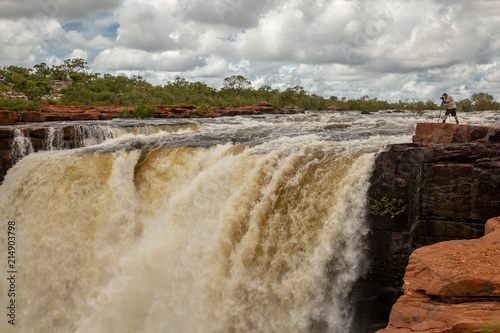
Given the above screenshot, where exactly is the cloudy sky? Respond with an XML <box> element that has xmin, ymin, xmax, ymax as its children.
<box><xmin>1</xmin><ymin>0</ymin><xmax>500</xmax><ymax>102</ymax></box>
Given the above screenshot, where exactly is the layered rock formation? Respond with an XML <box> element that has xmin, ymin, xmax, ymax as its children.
<box><xmin>360</xmin><ymin>123</ymin><xmax>500</xmax><ymax>332</ymax></box>
<box><xmin>0</xmin><ymin>102</ymin><xmax>299</xmax><ymax>125</ymax></box>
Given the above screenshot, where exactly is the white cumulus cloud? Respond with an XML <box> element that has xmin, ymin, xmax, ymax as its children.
<box><xmin>1</xmin><ymin>0</ymin><xmax>500</xmax><ymax>102</ymax></box>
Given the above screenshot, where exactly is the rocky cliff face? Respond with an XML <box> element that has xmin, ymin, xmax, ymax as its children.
<box><xmin>358</xmin><ymin>123</ymin><xmax>500</xmax><ymax>332</ymax></box>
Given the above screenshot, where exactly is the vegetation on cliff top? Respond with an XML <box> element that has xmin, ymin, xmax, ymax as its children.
<box><xmin>1</xmin><ymin>58</ymin><xmax>499</xmax><ymax>112</ymax></box>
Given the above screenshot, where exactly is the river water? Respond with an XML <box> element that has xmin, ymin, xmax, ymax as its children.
<box><xmin>1</xmin><ymin>110</ymin><xmax>499</xmax><ymax>333</ymax></box>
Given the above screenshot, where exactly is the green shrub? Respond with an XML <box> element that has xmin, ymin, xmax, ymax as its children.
<box><xmin>133</xmin><ymin>104</ymin><xmax>155</xmax><ymax>118</ymax></box>
<box><xmin>93</xmin><ymin>91</ymin><xmax>116</xmax><ymax>104</ymax></box>
<box><xmin>475</xmin><ymin>318</ymin><xmax>500</xmax><ymax>333</ymax></box>
<box><xmin>370</xmin><ymin>194</ymin><xmax>406</xmax><ymax>218</ymax></box>
<box><xmin>93</xmin><ymin>100</ymin><xmax>112</xmax><ymax>106</ymax></box>
<box><xmin>197</xmin><ymin>103</ymin><xmax>210</xmax><ymax>112</ymax></box>
<box><xmin>42</xmin><ymin>99</ymin><xmax>59</xmax><ymax>105</ymax></box>
<box><xmin>118</xmin><ymin>107</ymin><xmax>130</xmax><ymax>118</ymax></box>
<box><xmin>0</xmin><ymin>98</ymin><xmax>38</xmax><ymax>111</ymax></box>
<box><xmin>119</xmin><ymin>104</ymin><xmax>156</xmax><ymax>118</ymax></box>
<box><xmin>458</xmin><ymin>98</ymin><xmax>473</xmax><ymax>112</ymax></box>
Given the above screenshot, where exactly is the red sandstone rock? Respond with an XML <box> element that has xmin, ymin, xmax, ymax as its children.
<box><xmin>62</xmin><ymin>126</ymin><xmax>74</xmax><ymax>139</ymax></box>
<box><xmin>413</xmin><ymin>123</ymin><xmax>500</xmax><ymax>144</ymax></box>
<box><xmin>403</xmin><ymin>218</ymin><xmax>500</xmax><ymax>298</ymax></box>
<box><xmin>18</xmin><ymin>111</ymin><xmax>45</xmax><ymax>122</ymax></box>
<box><xmin>5</xmin><ymin>103</ymin><xmax>283</xmax><ymax>124</ymax></box>
<box><xmin>69</xmin><ymin>113</ymin><xmax>99</xmax><ymax>121</ymax></box>
<box><xmin>378</xmin><ymin>217</ymin><xmax>500</xmax><ymax>333</ymax></box>
<box><xmin>0</xmin><ymin>110</ymin><xmax>18</xmax><ymax>125</ymax></box>
<box><xmin>28</xmin><ymin>128</ymin><xmax>48</xmax><ymax>139</ymax></box>
<box><xmin>98</xmin><ymin>114</ymin><xmax>115</xmax><ymax>120</ymax></box>
<box><xmin>44</xmin><ymin>113</ymin><xmax>72</xmax><ymax>121</ymax></box>
<box><xmin>170</xmin><ymin>108</ymin><xmax>185</xmax><ymax>114</ymax></box>
<box><xmin>380</xmin><ymin>292</ymin><xmax>500</xmax><ymax>333</ymax></box>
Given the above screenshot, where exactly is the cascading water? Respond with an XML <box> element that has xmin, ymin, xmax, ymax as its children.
<box><xmin>11</xmin><ymin>129</ymin><xmax>34</xmax><ymax>163</ymax></box>
<box><xmin>1</xmin><ymin>111</ymin><xmax>498</xmax><ymax>333</ymax></box>
<box><xmin>43</xmin><ymin>127</ymin><xmax>65</xmax><ymax>151</ymax></box>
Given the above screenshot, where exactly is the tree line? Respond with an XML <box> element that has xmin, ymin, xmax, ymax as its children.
<box><xmin>0</xmin><ymin>58</ymin><xmax>498</xmax><ymax>112</ymax></box>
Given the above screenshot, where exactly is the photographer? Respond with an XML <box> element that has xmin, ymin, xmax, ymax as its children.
<box><xmin>440</xmin><ymin>93</ymin><xmax>459</xmax><ymax>124</ymax></box>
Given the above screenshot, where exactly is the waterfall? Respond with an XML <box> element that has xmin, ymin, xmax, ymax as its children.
<box><xmin>11</xmin><ymin>129</ymin><xmax>34</xmax><ymax>163</ymax></box>
<box><xmin>43</xmin><ymin>127</ymin><xmax>65</xmax><ymax>151</ymax></box>
<box><xmin>72</xmin><ymin>124</ymin><xmax>116</xmax><ymax>147</ymax></box>
<box><xmin>8</xmin><ymin>122</ymin><xmax>200</xmax><ymax>160</ymax></box>
<box><xmin>0</xmin><ymin>134</ymin><xmax>375</xmax><ymax>333</ymax></box>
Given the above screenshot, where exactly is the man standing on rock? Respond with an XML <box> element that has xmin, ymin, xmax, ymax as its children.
<box><xmin>441</xmin><ymin>93</ymin><xmax>459</xmax><ymax>124</ymax></box>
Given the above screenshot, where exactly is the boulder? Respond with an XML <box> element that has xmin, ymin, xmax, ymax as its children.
<box><xmin>379</xmin><ymin>292</ymin><xmax>500</xmax><ymax>333</ymax></box>
<box><xmin>404</xmin><ymin>217</ymin><xmax>500</xmax><ymax>298</ymax></box>
<box><xmin>378</xmin><ymin>217</ymin><xmax>500</xmax><ymax>333</ymax></box>
<box><xmin>0</xmin><ymin>110</ymin><xmax>18</xmax><ymax>125</ymax></box>
<box><xmin>18</xmin><ymin>111</ymin><xmax>45</xmax><ymax>122</ymax></box>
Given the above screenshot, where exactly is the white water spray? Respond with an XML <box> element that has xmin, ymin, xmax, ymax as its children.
<box><xmin>0</xmin><ymin>134</ymin><xmax>376</xmax><ymax>333</ymax></box>
<box><xmin>43</xmin><ymin>127</ymin><xmax>65</xmax><ymax>150</ymax></box>
<box><xmin>11</xmin><ymin>129</ymin><xmax>34</xmax><ymax>163</ymax></box>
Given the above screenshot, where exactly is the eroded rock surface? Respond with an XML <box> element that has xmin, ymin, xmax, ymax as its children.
<box><xmin>378</xmin><ymin>217</ymin><xmax>500</xmax><ymax>333</ymax></box>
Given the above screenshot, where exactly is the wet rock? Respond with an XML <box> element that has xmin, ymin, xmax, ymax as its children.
<box><xmin>27</xmin><ymin>128</ymin><xmax>49</xmax><ymax>139</ymax></box>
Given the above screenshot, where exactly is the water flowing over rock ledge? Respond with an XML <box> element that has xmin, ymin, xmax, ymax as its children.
<box><xmin>364</xmin><ymin>123</ymin><xmax>500</xmax><ymax>332</ymax></box>
<box><xmin>0</xmin><ymin>103</ymin><xmax>303</xmax><ymax>182</ymax></box>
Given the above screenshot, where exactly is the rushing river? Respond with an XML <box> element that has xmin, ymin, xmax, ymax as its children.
<box><xmin>1</xmin><ymin>110</ymin><xmax>499</xmax><ymax>333</ymax></box>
